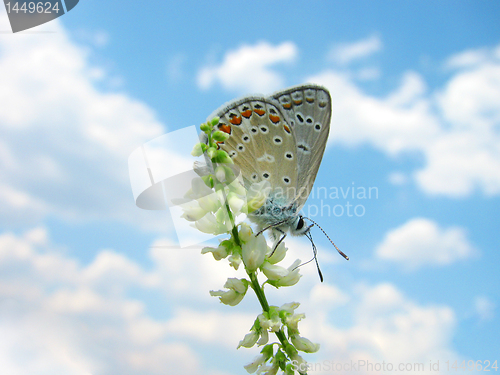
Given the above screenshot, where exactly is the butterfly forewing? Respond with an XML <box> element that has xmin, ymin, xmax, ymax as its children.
<box><xmin>209</xmin><ymin>96</ymin><xmax>299</xmax><ymax>198</ymax></box>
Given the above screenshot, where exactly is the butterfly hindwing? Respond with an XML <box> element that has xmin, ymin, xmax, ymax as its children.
<box><xmin>270</xmin><ymin>84</ymin><xmax>331</xmax><ymax>210</ymax></box>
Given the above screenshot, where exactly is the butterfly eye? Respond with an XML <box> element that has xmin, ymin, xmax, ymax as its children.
<box><xmin>251</xmin><ymin>126</ymin><xmax>258</xmax><ymax>134</ymax></box>
<box><xmin>285</xmin><ymin>152</ymin><xmax>294</xmax><ymax>160</ymax></box>
<box><xmin>273</xmin><ymin>136</ymin><xmax>282</xmax><ymax>145</ymax></box>
<box><xmin>237</xmin><ymin>144</ymin><xmax>245</xmax><ymax>152</ymax></box>
<box><xmin>315</xmin><ymin>123</ymin><xmax>322</xmax><ymax>131</ymax></box>
<box><xmin>296</xmin><ymin>217</ymin><xmax>304</xmax><ymax>230</ymax></box>
<box><xmin>251</xmin><ymin>173</ymin><xmax>258</xmax><ymax>181</ymax></box>
<box><xmin>262</xmin><ymin>172</ymin><xmax>270</xmax><ymax>179</ymax></box>
<box><xmin>229</xmin><ymin>151</ymin><xmax>237</xmax><ymax>158</ymax></box>
<box><xmin>283</xmin><ymin>177</ymin><xmax>290</xmax><ymax>184</ymax></box>
<box><xmin>242</xmin><ymin>135</ymin><xmax>250</xmax><ymax>143</ymax></box>
<box><xmin>260</xmin><ymin>125</ymin><xmax>268</xmax><ymax>133</ymax></box>
<box><xmin>306</xmin><ymin>117</ymin><xmax>313</xmax><ymax>125</ymax></box>
<box><xmin>295</xmin><ymin>113</ymin><xmax>304</xmax><ymax>124</ymax></box>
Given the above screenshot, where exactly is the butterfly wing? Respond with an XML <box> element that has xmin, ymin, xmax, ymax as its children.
<box><xmin>270</xmin><ymin>84</ymin><xmax>331</xmax><ymax>210</ymax></box>
<box><xmin>206</xmin><ymin>96</ymin><xmax>299</xmax><ymax>197</ymax></box>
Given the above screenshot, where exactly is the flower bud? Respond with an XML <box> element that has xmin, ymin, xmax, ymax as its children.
<box><xmin>210</xmin><ymin>116</ymin><xmax>220</xmax><ymax>126</ymax></box>
<box><xmin>200</xmin><ymin>122</ymin><xmax>211</xmax><ymax>132</ymax></box>
<box><xmin>207</xmin><ymin>147</ymin><xmax>217</xmax><ymax>159</ymax></box>
<box><xmin>212</xmin><ymin>130</ymin><xmax>230</xmax><ymax>142</ymax></box>
<box><xmin>191</xmin><ymin>143</ymin><xmax>205</xmax><ymax>157</ymax></box>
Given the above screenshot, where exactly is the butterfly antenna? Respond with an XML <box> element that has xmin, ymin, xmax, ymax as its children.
<box><xmin>303</xmin><ymin>217</ymin><xmax>349</xmax><ymax>260</ymax></box>
<box><xmin>293</xmin><ymin>231</ymin><xmax>323</xmax><ymax>282</ymax></box>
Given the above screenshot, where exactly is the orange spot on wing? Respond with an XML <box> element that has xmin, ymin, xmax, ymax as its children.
<box><xmin>293</xmin><ymin>99</ymin><xmax>303</xmax><ymax>105</ymax></box>
<box><xmin>269</xmin><ymin>114</ymin><xmax>280</xmax><ymax>124</ymax></box>
<box><xmin>282</xmin><ymin>103</ymin><xmax>292</xmax><ymax>109</ymax></box>
<box><xmin>283</xmin><ymin>125</ymin><xmax>291</xmax><ymax>133</ymax></box>
<box><xmin>241</xmin><ymin>110</ymin><xmax>252</xmax><ymax>118</ymax></box>
<box><xmin>306</xmin><ymin>98</ymin><xmax>314</xmax><ymax>103</ymax></box>
<box><xmin>254</xmin><ymin>109</ymin><xmax>265</xmax><ymax>116</ymax></box>
<box><xmin>229</xmin><ymin>115</ymin><xmax>242</xmax><ymax>125</ymax></box>
<box><xmin>219</xmin><ymin>123</ymin><xmax>232</xmax><ymax>134</ymax></box>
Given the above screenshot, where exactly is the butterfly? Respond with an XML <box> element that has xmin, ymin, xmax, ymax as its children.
<box><xmin>207</xmin><ymin>84</ymin><xmax>348</xmax><ymax>279</ymax></box>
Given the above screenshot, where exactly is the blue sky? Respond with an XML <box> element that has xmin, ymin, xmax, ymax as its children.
<box><xmin>1</xmin><ymin>1</ymin><xmax>499</xmax><ymax>374</ymax></box>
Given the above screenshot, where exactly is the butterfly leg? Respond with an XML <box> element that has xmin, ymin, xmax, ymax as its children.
<box><xmin>270</xmin><ymin>228</ymin><xmax>287</xmax><ymax>256</ymax></box>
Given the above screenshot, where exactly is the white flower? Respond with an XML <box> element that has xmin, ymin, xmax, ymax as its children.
<box><xmin>290</xmin><ymin>354</ymin><xmax>308</xmax><ymax>374</ymax></box>
<box><xmin>267</xmin><ymin>242</ymin><xmax>287</xmax><ymax>264</ymax></box>
<box><xmin>242</xmin><ymin>235</ymin><xmax>268</xmax><ymax>272</ymax></box>
<box><xmin>201</xmin><ymin>244</ymin><xmax>228</xmax><ymax>260</ymax></box>
<box><xmin>258</xmin><ymin>312</ymin><xmax>281</xmax><ymax>333</ymax></box>
<box><xmin>227</xmin><ymin>191</ymin><xmax>245</xmax><ymax>215</ymax></box>
<box><xmin>179</xmin><ymin>200</ymin><xmax>208</xmax><ymax>221</ymax></box>
<box><xmin>215</xmin><ymin>206</ymin><xmax>234</xmax><ymax>232</ymax></box>
<box><xmin>244</xmin><ymin>354</ymin><xmax>267</xmax><ymax>373</ymax></box>
<box><xmin>215</xmin><ymin>165</ymin><xmax>227</xmax><ymax>183</ymax></box>
<box><xmin>237</xmin><ymin>330</ymin><xmax>259</xmax><ymax>349</ymax></box>
<box><xmin>291</xmin><ymin>334</ymin><xmax>320</xmax><ymax>353</ymax></box>
<box><xmin>262</xmin><ymin>262</ymin><xmax>289</xmax><ymax>281</ymax></box>
<box><xmin>197</xmin><ymin>193</ymin><xmax>221</xmax><ymax>212</ymax></box>
<box><xmin>257</xmin><ymin>329</ymin><xmax>269</xmax><ymax>345</ymax></box>
<box><xmin>228</xmin><ymin>175</ymin><xmax>247</xmax><ymax>196</ymax></box>
<box><xmin>260</xmin><ymin>363</ymin><xmax>279</xmax><ymax>375</ymax></box>
<box><xmin>285</xmin><ymin>312</ymin><xmax>305</xmax><ymax>331</ymax></box>
<box><xmin>191</xmin><ymin>177</ymin><xmax>214</xmax><ymax>198</ymax></box>
<box><xmin>279</xmin><ymin>302</ymin><xmax>300</xmax><ymax>314</ymax></box>
<box><xmin>228</xmin><ymin>253</ymin><xmax>242</xmax><ymax>270</ymax></box>
<box><xmin>274</xmin><ymin>259</ymin><xmax>302</xmax><ymax>287</ymax></box>
<box><xmin>194</xmin><ymin>212</ymin><xmax>221</xmax><ymax>234</ymax></box>
<box><xmin>210</xmin><ymin>278</ymin><xmax>248</xmax><ymax>306</ymax></box>
<box><xmin>239</xmin><ymin>222</ymin><xmax>253</xmax><ymax>242</ymax></box>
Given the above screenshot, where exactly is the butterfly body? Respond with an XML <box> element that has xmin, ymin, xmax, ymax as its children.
<box><xmin>207</xmin><ymin>84</ymin><xmax>331</xmax><ymax>239</ymax></box>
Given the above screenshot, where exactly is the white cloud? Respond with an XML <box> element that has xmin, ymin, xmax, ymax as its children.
<box><xmin>308</xmin><ymin>70</ymin><xmax>441</xmax><ymax>155</ymax></box>
<box><xmin>0</xmin><ymin>227</ymin><xmax>464</xmax><ymax>374</ymax></box>
<box><xmin>300</xmin><ymin>282</ymin><xmax>459</xmax><ymax>373</ymax></box>
<box><xmin>375</xmin><ymin>218</ymin><xmax>476</xmax><ymax>269</ymax></box>
<box><xmin>329</xmin><ymin>35</ymin><xmax>382</xmax><ymax>65</ymax></box>
<box><xmin>0</xmin><ymin>17</ymin><xmax>170</xmax><ymax>230</ymax></box>
<box><xmin>416</xmin><ymin>55</ymin><xmax>500</xmax><ymax>196</ymax></box>
<box><xmin>388</xmin><ymin>172</ymin><xmax>408</xmax><ymax>186</ymax></box>
<box><xmin>197</xmin><ymin>41</ymin><xmax>298</xmax><ymax>94</ymax></box>
<box><xmin>309</xmin><ymin>41</ymin><xmax>500</xmax><ymax>197</ymax></box>
<box><xmin>356</xmin><ymin>67</ymin><xmax>381</xmax><ymax>81</ymax></box>
<box><xmin>445</xmin><ymin>47</ymin><xmax>492</xmax><ymax>69</ymax></box>
<box><xmin>474</xmin><ymin>296</ymin><xmax>495</xmax><ymax>322</ymax></box>
<box><xmin>0</xmin><ymin>227</ymin><xmax>250</xmax><ymax>374</ymax></box>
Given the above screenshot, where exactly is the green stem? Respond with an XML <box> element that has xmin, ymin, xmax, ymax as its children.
<box><xmin>248</xmin><ymin>272</ymin><xmax>293</xmax><ymax>361</ymax></box>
